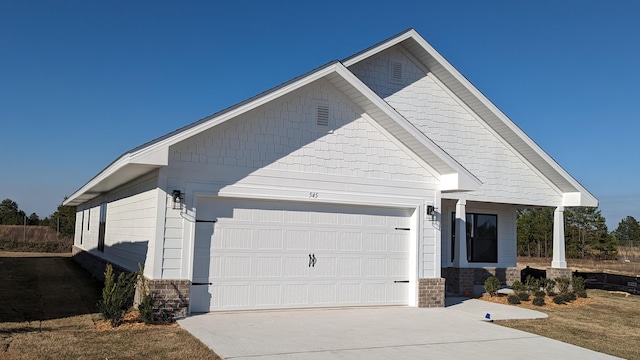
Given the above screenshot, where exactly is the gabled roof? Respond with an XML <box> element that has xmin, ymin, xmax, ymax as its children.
<box><xmin>65</xmin><ymin>28</ymin><xmax>597</xmax><ymax>208</ymax></box>
<box><xmin>64</xmin><ymin>58</ymin><xmax>480</xmax><ymax>206</ymax></box>
<box><xmin>343</xmin><ymin>28</ymin><xmax>597</xmax><ymax>207</ymax></box>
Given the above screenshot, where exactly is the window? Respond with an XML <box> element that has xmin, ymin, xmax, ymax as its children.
<box><xmin>98</xmin><ymin>203</ymin><xmax>107</xmax><ymax>252</ymax></box>
<box><xmin>451</xmin><ymin>212</ymin><xmax>498</xmax><ymax>263</ymax></box>
<box><xmin>80</xmin><ymin>211</ymin><xmax>84</xmax><ymax>245</ymax></box>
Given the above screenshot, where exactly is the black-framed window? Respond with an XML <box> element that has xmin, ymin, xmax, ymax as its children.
<box><xmin>98</xmin><ymin>203</ymin><xmax>107</xmax><ymax>252</ymax></box>
<box><xmin>451</xmin><ymin>212</ymin><xmax>498</xmax><ymax>263</ymax></box>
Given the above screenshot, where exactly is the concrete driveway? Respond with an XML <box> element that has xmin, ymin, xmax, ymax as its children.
<box><xmin>178</xmin><ymin>299</ymin><xmax>619</xmax><ymax>360</ymax></box>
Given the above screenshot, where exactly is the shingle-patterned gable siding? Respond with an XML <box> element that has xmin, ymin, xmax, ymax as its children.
<box><xmin>170</xmin><ymin>78</ymin><xmax>437</xmax><ymax>183</ymax></box>
<box><xmin>349</xmin><ymin>48</ymin><xmax>562</xmax><ymax>206</ymax></box>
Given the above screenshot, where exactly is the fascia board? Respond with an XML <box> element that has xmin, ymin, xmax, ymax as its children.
<box><xmin>334</xmin><ymin>64</ymin><xmax>481</xmax><ymax>191</ymax></box>
<box><xmin>563</xmin><ymin>192</ymin><xmax>598</xmax><ymax>207</ymax></box>
<box><xmin>63</xmin><ymin>154</ymin><xmax>132</xmax><ymax>206</ymax></box>
<box><xmin>342</xmin><ymin>30</ymin><xmax>416</xmax><ymax>67</ymax></box>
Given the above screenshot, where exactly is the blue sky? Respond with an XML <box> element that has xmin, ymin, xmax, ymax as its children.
<box><xmin>1</xmin><ymin>1</ymin><xmax>638</xmax><ymax>230</ymax></box>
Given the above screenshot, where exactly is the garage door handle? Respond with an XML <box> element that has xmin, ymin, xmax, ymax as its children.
<box><xmin>192</xmin><ymin>282</ymin><xmax>213</xmax><ymax>285</ymax></box>
<box><xmin>394</xmin><ymin>280</ymin><xmax>409</xmax><ymax>283</ymax></box>
<box><xmin>309</xmin><ymin>254</ymin><xmax>316</xmax><ymax>267</ymax></box>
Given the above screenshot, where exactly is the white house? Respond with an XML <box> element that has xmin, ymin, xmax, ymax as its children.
<box><xmin>64</xmin><ymin>29</ymin><xmax>597</xmax><ymax>315</ymax></box>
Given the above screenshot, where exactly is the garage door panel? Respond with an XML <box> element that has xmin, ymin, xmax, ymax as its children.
<box><xmin>283</xmin><ymin>283</ymin><xmax>309</xmax><ymax>305</ymax></box>
<box><xmin>192</xmin><ymin>197</ymin><xmax>412</xmax><ymax>312</ymax></box>
<box><xmin>337</xmin><ymin>257</ymin><xmax>361</xmax><ymax>277</ymax></box>
<box><xmin>284</xmin><ymin>230</ymin><xmax>310</xmax><ymax>250</ymax></box>
<box><xmin>256</xmin><ymin>228</ymin><xmax>284</xmax><ymax>250</ymax></box>
<box><xmin>310</xmin><ymin>283</ymin><xmax>337</xmax><ymax>304</ymax></box>
<box><xmin>283</xmin><ymin>256</ymin><xmax>311</xmax><ymax>277</ymax></box>
<box><xmin>255</xmin><ymin>256</ymin><xmax>283</xmax><ymax>277</ymax></box>
<box><xmin>337</xmin><ymin>232</ymin><xmax>363</xmax><ymax>251</ymax></box>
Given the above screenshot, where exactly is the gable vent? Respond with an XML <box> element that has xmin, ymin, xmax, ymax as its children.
<box><xmin>390</xmin><ymin>61</ymin><xmax>403</xmax><ymax>83</ymax></box>
<box><xmin>316</xmin><ymin>104</ymin><xmax>330</xmax><ymax>127</ymax></box>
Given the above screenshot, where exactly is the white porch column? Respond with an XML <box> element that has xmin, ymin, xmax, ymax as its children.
<box><xmin>454</xmin><ymin>199</ymin><xmax>468</xmax><ymax>267</ymax></box>
<box><xmin>551</xmin><ymin>206</ymin><xmax>567</xmax><ymax>268</ymax></box>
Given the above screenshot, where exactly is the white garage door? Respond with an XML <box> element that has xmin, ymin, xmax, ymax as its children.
<box><xmin>191</xmin><ymin>197</ymin><xmax>412</xmax><ymax>312</ymax></box>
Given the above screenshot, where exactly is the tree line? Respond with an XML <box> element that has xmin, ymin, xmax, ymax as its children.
<box><xmin>0</xmin><ymin>198</ymin><xmax>76</xmax><ymax>237</ymax></box>
<box><xmin>517</xmin><ymin>207</ymin><xmax>639</xmax><ymax>260</ymax></box>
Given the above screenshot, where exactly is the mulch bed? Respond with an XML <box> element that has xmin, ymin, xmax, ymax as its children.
<box><xmin>479</xmin><ymin>293</ymin><xmax>596</xmax><ymax>309</ymax></box>
<box><xmin>94</xmin><ymin>311</ymin><xmax>179</xmax><ymax>331</ymax></box>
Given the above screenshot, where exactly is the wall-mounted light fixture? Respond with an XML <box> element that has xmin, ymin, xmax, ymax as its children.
<box><xmin>171</xmin><ymin>190</ymin><xmax>184</xmax><ymax>210</ymax></box>
<box><xmin>427</xmin><ymin>205</ymin><xmax>437</xmax><ymax>221</ymax></box>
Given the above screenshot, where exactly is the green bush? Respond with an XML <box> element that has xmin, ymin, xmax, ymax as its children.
<box><xmin>534</xmin><ymin>290</ymin><xmax>546</xmax><ymax>298</ymax></box>
<box><xmin>136</xmin><ymin>264</ymin><xmax>154</xmax><ymax>324</ymax></box>
<box><xmin>532</xmin><ymin>296</ymin><xmax>545</xmax><ymax>306</ymax></box>
<box><xmin>525</xmin><ymin>275</ymin><xmax>540</xmax><ymax>293</ymax></box>
<box><xmin>552</xmin><ymin>294</ymin><xmax>566</xmax><ymax>304</ymax></box>
<box><xmin>511</xmin><ymin>280</ymin><xmax>525</xmax><ymax>293</ymax></box>
<box><xmin>517</xmin><ymin>292</ymin><xmax>530</xmax><ymax>301</ymax></box>
<box><xmin>507</xmin><ymin>294</ymin><xmax>521</xmax><ymax>304</ymax></box>
<box><xmin>97</xmin><ymin>264</ymin><xmax>137</xmax><ymax>327</ymax></box>
<box><xmin>544</xmin><ymin>278</ymin><xmax>557</xmax><ymax>296</ymax></box>
<box><xmin>484</xmin><ymin>276</ymin><xmax>501</xmax><ymax>297</ymax></box>
<box><xmin>555</xmin><ymin>277</ymin><xmax>571</xmax><ymax>294</ymax></box>
<box><xmin>575</xmin><ymin>289</ymin><xmax>588</xmax><ymax>298</ymax></box>
<box><xmin>572</xmin><ymin>276</ymin><xmax>586</xmax><ymax>292</ymax></box>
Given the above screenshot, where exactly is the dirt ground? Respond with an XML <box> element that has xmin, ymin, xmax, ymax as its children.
<box><xmin>0</xmin><ymin>251</ymin><xmax>219</xmax><ymax>359</ymax></box>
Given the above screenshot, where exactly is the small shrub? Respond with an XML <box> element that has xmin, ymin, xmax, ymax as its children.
<box><xmin>532</xmin><ymin>296</ymin><xmax>545</xmax><ymax>306</ymax></box>
<box><xmin>544</xmin><ymin>279</ymin><xmax>557</xmax><ymax>296</ymax></box>
<box><xmin>525</xmin><ymin>275</ymin><xmax>540</xmax><ymax>293</ymax></box>
<box><xmin>555</xmin><ymin>277</ymin><xmax>571</xmax><ymax>294</ymax></box>
<box><xmin>567</xmin><ymin>292</ymin><xmax>577</xmax><ymax>302</ymax></box>
<box><xmin>534</xmin><ymin>290</ymin><xmax>546</xmax><ymax>298</ymax></box>
<box><xmin>136</xmin><ymin>264</ymin><xmax>154</xmax><ymax>324</ymax></box>
<box><xmin>572</xmin><ymin>276</ymin><xmax>586</xmax><ymax>292</ymax></box>
<box><xmin>507</xmin><ymin>294</ymin><xmax>521</xmax><ymax>304</ymax></box>
<box><xmin>138</xmin><ymin>293</ymin><xmax>154</xmax><ymax>324</ymax></box>
<box><xmin>517</xmin><ymin>292</ymin><xmax>530</xmax><ymax>301</ymax></box>
<box><xmin>511</xmin><ymin>280</ymin><xmax>525</xmax><ymax>293</ymax></box>
<box><xmin>484</xmin><ymin>276</ymin><xmax>501</xmax><ymax>297</ymax></box>
<box><xmin>575</xmin><ymin>289</ymin><xmax>588</xmax><ymax>298</ymax></box>
<box><xmin>552</xmin><ymin>295</ymin><xmax>566</xmax><ymax>304</ymax></box>
<box><xmin>97</xmin><ymin>264</ymin><xmax>137</xmax><ymax>327</ymax></box>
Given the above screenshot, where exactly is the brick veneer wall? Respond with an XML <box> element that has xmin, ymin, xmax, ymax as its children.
<box><xmin>546</xmin><ymin>267</ymin><xmax>573</xmax><ymax>292</ymax></box>
<box><xmin>146</xmin><ymin>280</ymin><xmax>190</xmax><ymax>319</ymax></box>
<box><xmin>442</xmin><ymin>267</ymin><xmax>519</xmax><ymax>296</ymax></box>
<box><xmin>418</xmin><ymin>278</ymin><xmax>445</xmax><ymax>307</ymax></box>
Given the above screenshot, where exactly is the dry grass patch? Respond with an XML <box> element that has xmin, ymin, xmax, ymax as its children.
<box><xmin>496</xmin><ymin>290</ymin><xmax>640</xmax><ymax>359</ymax></box>
<box><xmin>0</xmin><ymin>226</ymin><xmax>73</xmax><ymax>253</ymax></box>
<box><xmin>1</xmin><ymin>315</ymin><xmax>220</xmax><ymax>360</ymax></box>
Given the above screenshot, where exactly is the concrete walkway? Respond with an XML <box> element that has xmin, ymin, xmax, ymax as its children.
<box><xmin>178</xmin><ymin>299</ymin><xmax>619</xmax><ymax>360</ymax></box>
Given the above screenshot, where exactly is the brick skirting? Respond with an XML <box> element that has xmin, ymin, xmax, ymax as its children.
<box><xmin>442</xmin><ymin>267</ymin><xmax>519</xmax><ymax>296</ymax></box>
<box><xmin>417</xmin><ymin>278</ymin><xmax>445</xmax><ymax>308</ymax></box>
